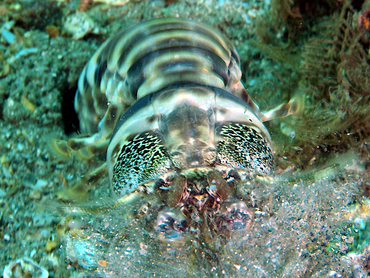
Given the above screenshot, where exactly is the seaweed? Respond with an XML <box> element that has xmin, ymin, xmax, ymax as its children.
<box><xmin>250</xmin><ymin>0</ymin><xmax>370</xmax><ymax>168</ymax></box>
<box><xmin>277</xmin><ymin>0</ymin><xmax>370</xmax><ymax>167</ymax></box>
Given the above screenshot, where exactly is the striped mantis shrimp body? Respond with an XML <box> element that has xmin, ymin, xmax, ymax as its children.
<box><xmin>54</xmin><ymin>18</ymin><xmax>299</xmax><ymax>244</ymax></box>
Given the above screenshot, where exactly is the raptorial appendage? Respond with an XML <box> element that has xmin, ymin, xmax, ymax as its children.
<box><xmin>56</xmin><ymin>18</ymin><xmax>300</xmax><ymax>245</ymax></box>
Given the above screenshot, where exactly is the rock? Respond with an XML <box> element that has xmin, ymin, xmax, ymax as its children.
<box><xmin>45</xmin><ymin>240</ymin><xmax>58</xmax><ymax>252</ymax></box>
<box><xmin>3</xmin><ymin>258</ymin><xmax>48</xmax><ymax>278</ymax></box>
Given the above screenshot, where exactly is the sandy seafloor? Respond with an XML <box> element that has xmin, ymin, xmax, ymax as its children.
<box><xmin>1</xmin><ymin>0</ymin><xmax>370</xmax><ymax>277</ymax></box>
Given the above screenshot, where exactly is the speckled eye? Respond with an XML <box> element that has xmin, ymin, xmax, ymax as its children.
<box><xmin>216</xmin><ymin>123</ymin><xmax>273</xmax><ymax>174</ymax></box>
<box><xmin>110</xmin><ymin>131</ymin><xmax>172</xmax><ymax>196</ymax></box>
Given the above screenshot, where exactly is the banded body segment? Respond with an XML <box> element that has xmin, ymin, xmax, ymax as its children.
<box><xmin>107</xmin><ymin>85</ymin><xmax>273</xmax><ymax>196</ymax></box>
<box><xmin>75</xmin><ymin>18</ymin><xmax>243</xmax><ymax>136</ymax></box>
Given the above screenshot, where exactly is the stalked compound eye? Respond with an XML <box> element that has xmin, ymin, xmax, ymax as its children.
<box><xmin>155</xmin><ymin>210</ymin><xmax>189</xmax><ymax>244</ymax></box>
<box><xmin>216</xmin><ymin>123</ymin><xmax>274</xmax><ymax>175</ymax></box>
<box><xmin>216</xmin><ymin>201</ymin><xmax>253</xmax><ymax>232</ymax></box>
